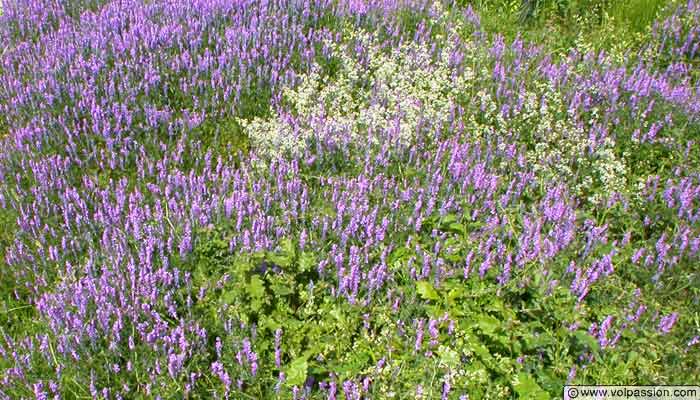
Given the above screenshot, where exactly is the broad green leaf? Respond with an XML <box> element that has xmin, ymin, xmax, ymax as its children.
<box><xmin>221</xmin><ymin>290</ymin><xmax>236</xmax><ymax>305</ymax></box>
<box><xmin>574</xmin><ymin>330</ymin><xmax>600</xmax><ymax>353</ymax></box>
<box><xmin>285</xmin><ymin>357</ymin><xmax>308</xmax><ymax>387</ymax></box>
<box><xmin>447</xmin><ymin>222</ymin><xmax>465</xmax><ymax>234</ymax></box>
<box><xmin>486</xmin><ymin>298</ymin><xmax>505</xmax><ymax>313</ymax></box>
<box><xmin>468</xmin><ymin>337</ymin><xmax>493</xmax><ymax>363</ymax></box>
<box><xmin>476</xmin><ymin>314</ymin><xmax>500</xmax><ymax>334</ymax></box>
<box><xmin>416</xmin><ymin>281</ymin><xmax>439</xmax><ymax>301</ymax></box>
<box><xmin>440</xmin><ymin>214</ymin><xmax>459</xmax><ymax>225</ymax></box>
<box><xmin>513</xmin><ymin>373</ymin><xmax>550</xmax><ymax>400</ymax></box>
<box><xmin>388</xmin><ymin>246</ymin><xmax>411</xmax><ymax>265</ymax></box>
<box><xmin>448</xmin><ymin>288</ymin><xmax>462</xmax><ymax>302</ymax></box>
<box><xmin>298</xmin><ymin>252</ymin><xmax>316</xmax><ymax>272</ymax></box>
<box><xmin>271</xmin><ymin>280</ymin><xmax>293</xmax><ymax>296</ymax></box>
<box><xmin>267</xmin><ymin>239</ymin><xmax>295</xmax><ymax>268</ymax></box>
<box><xmin>329</xmin><ymin>307</ymin><xmax>346</xmax><ymax>324</ymax></box>
<box><xmin>247</xmin><ymin>275</ymin><xmax>265</xmax><ymax>299</ymax></box>
<box><xmin>437</xmin><ymin>345</ymin><xmax>460</xmax><ymax>369</ymax></box>
<box><xmin>268</xmin><ymin>253</ymin><xmax>293</xmax><ymax>268</ymax></box>
<box><xmin>250</xmin><ymin>298</ymin><xmax>263</xmax><ymax>312</ymax></box>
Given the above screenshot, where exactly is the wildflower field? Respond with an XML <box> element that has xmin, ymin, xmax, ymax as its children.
<box><xmin>0</xmin><ymin>0</ymin><xmax>699</xmax><ymax>398</ymax></box>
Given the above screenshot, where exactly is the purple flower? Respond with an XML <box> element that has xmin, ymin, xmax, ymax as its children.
<box><xmin>275</xmin><ymin>329</ymin><xmax>283</xmax><ymax>368</ymax></box>
<box><xmin>442</xmin><ymin>380</ymin><xmax>451</xmax><ymax>400</ymax></box>
<box><xmin>211</xmin><ymin>361</ymin><xmax>230</xmax><ymax>392</ymax></box>
<box><xmin>415</xmin><ymin>319</ymin><xmax>425</xmax><ymax>353</ymax></box>
<box><xmin>416</xmin><ymin>384</ymin><xmax>424</xmax><ymax>398</ymax></box>
<box><xmin>658</xmin><ymin>312</ymin><xmax>679</xmax><ymax>334</ymax></box>
<box><xmin>328</xmin><ymin>378</ymin><xmax>337</xmax><ymax>400</ymax></box>
<box><xmin>275</xmin><ymin>372</ymin><xmax>285</xmax><ymax>393</ymax></box>
<box><xmin>342</xmin><ymin>380</ymin><xmax>360</xmax><ymax>400</ymax></box>
<box><xmin>428</xmin><ymin>319</ymin><xmax>439</xmax><ymax>348</ymax></box>
<box><xmin>567</xmin><ymin>366</ymin><xmax>577</xmax><ymax>383</ymax></box>
<box><xmin>33</xmin><ymin>382</ymin><xmax>48</xmax><ymax>400</ymax></box>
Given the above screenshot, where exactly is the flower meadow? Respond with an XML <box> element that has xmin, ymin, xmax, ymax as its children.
<box><xmin>0</xmin><ymin>0</ymin><xmax>699</xmax><ymax>398</ymax></box>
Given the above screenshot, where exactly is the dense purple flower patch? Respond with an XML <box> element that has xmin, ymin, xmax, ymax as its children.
<box><xmin>0</xmin><ymin>0</ymin><xmax>699</xmax><ymax>398</ymax></box>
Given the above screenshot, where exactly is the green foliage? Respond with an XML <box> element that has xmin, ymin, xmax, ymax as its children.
<box><xmin>459</xmin><ymin>0</ymin><xmax>671</xmax><ymax>57</ymax></box>
<box><xmin>513</xmin><ymin>372</ymin><xmax>550</xmax><ymax>400</ymax></box>
<box><xmin>2</xmin><ymin>0</ymin><xmax>699</xmax><ymax>398</ymax></box>
<box><xmin>607</xmin><ymin>0</ymin><xmax>667</xmax><ymax>33</ymax></box>
<box><xmin>166</xmin><ymin>220</ymin><xmax>687</xmax><ymax>399</ymax></box>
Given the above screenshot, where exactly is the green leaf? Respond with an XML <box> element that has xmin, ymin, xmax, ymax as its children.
<box><xmin>416</xmin><ymin>281</ymin><xmax>439</xmax><ymax>301</ymax></box>
<box><xmin>285</xmin><ymin>357</ymin><xmax>308</xmax><ymax>387</ymax></box>
<box><xmin>271</xmin><ymin>278</ymin><xmax>294</xmax><ymax>296</ymax></box>
<box><xmin>448</xmin><ymin>288</ymin><xmax>462</xmax><ymax>302</ymax></box>
<box><xmin>447</xmin><ymin>222</ymin><xmax>465</xmax><ymax>234</ymax></box>
<box><xmin>476</xmin><ymin>314</ymin><xmax>500</xmax><ymax>334</ymax></box>
<box><xmin>281</xmin><ymin>237</ymin><xmax>295</xmax><ymax>256</ymax></box>
<box><xmin>250</xmin><ymin>298</ymin><xmax>263</xmax><ymax>312</ymax></box>
<box><xmin>298</xmin><ymin>252</ymin><xmax>316</xmax><ymax>273</ymax></box>
<box><xmin>574</xmin><ymin>330</ymin><xmax>600</xmax><ymax>353</ymax></box>
<box><xmin>247</xmin><ymin>276</ymin><xmax>265</xmax><ymax>299</ymax></box>
<box><xmin>388</xmin><ymin>246</ymin><xmax>411</xmax><ymax>265</ymax></box>
<box><xmin>329</xmin><ymin>306</ymin><xmax>346</xmax><ymax>324</ymax></box>
<box><xmin>268</xmin><ymin>238</ymin><xmax>296</xmax><ymax>268</ymax></box>
<box><xmin>485</xmin><ymin>298</ymin><xmax>505</xmax><ymax>313</ymax></box>
<box><xmin>467</xmin><ymin>336</ymin><xmax>493</xmax><ymax>363</ymax></box>
<box><xmin>221</xmin><ymin>290</ymin><xmax>236</xmax><ymax>305</ymax></box>
<box><xmin>513</xmin><ymin>373</ymin><xmax>550</xmax><ymax>400</ymax></box>
<box><xmin>268</xmin><ymin>253</ymin><xmax>293</xmax><ymax>268</ymax></box>
<box><xmin>233</xmin><ymin>257</ymin><xmax>253</xmax><ymax>274</ymax></box>
<box><xmin>437</xmin><ymin>345</ymin><xmax>460</xmax><ymax>369</ymax></box>
<box><xmin>440</xmin><ymin>213</ymin><xmax>459</xmax><ymax>225</ymax></box>
<box><xmin>438</xmin><ymin>214</ymin><xmax>466</xmax><ymax>234</ymax></box>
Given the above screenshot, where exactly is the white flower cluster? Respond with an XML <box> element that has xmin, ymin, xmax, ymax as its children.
<box><xmin>240</xmin><ymin>8</ymin><xmax>629</xmax><ymax>204</ymax></box>
<box><xmin>525</xmin><ymin>86</ymin><xmax>628</xmax><ymax>203</ymax></box>
<box><xmin>526</xmin><ymin>84</ymin><xmax>590</xmax><ymax>185</ymax></box>
<box><xmin>586</xmin><ymin>138</ymin><xmax>628</xmax><ymax>204</ymax></box>
<box><xmin>239</xmin><ymin>21</ymin><xmax>472</xmax><ymax>157</ymax></box>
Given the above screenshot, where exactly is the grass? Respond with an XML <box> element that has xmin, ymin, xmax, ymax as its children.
<box><xmin>462</xmin><ymin>0</ymin><xmax>671</xmax><ymax>57</ymax></box>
